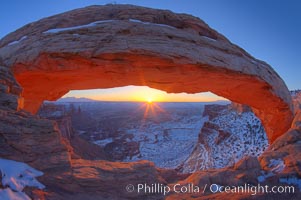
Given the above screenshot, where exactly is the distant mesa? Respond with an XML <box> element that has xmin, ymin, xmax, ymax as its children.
<box><xmin>0</xmin><ymin>4</ymin><xmax>294</xmax><ymax>142</ymax></box>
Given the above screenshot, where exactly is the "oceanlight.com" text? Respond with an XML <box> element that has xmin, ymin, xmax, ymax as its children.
<box><xmin>125</xmin><ymin>183</ymin><xmax>295</xmax><ymax>196</ymax></box>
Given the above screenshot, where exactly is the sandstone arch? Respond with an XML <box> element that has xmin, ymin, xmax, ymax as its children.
<box><xmin>0</xmin><ymin>4</ymin><xmax>293</xmax><ymax>142</ymax></box>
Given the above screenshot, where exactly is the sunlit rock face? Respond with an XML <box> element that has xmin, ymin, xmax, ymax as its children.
<box><xmin>0</xmin><ymin>4</ymin><xmax>293</xmax><ymax>142</ymax></box>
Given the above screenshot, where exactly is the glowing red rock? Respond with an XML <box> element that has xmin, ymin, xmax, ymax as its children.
<box><xmin>0</xmin><ymin>5</ymin><xmax>293</xmax><ymax>142</ymax></box>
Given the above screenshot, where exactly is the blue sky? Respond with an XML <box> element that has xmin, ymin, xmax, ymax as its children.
<box><xmin>1</xmin><ymin>0</ymin><xmax>300</xmax><ymax>97</ymax></box>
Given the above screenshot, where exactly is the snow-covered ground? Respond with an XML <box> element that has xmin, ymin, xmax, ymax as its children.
<box><xmin>39</xmin><ymin>101</ymin><xmax>268</xmax><ymax>172</ymax></box>
<box><xmin>123</xmin><ymin>112</ymin><xmax>208</xmax><ymax>168</ymax></box>
<box><xmin>40</xmin><ymin>101</ymin><xmax>210</xmax><ymax>169</ymax></box>
<box><xmin>0</xmin><ymin>158</ymin><xmax>44</xmax><ymax>200</ymax></box>
<box><xmin>181</xmin><ymin>109</ymin><xmax>268</xmax><ymax>173</ymax></box>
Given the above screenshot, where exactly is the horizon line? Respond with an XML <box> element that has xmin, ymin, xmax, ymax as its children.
<box><xmin>55</xmin><ymin>97</ymin><xmax>230</xmax><ymax>103</ymax></box>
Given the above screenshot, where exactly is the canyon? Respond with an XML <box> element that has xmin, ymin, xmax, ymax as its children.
<box><xmin>37</xmin><ymin>100</ymin><xmax>269</xmax><ymax>173</ymax></box>
<box><xmin>0</xmin><ymin>4</ymin><xmax>300</xmax><ymax>200</ymax></box>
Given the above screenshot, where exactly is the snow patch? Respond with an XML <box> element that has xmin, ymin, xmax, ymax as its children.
<box><xmin>129</xmin><ymin>19</ymin><xmax>175</xmax><ymax>29</ymax></box>
<box><xmin>257</xmin><ymin>159</ymin><xmax>285</xmax><ymax>182</ymax></box>
<box><xmin>257</xmin><ymin>171</ymin><xmax>274</xmax><ymax>183</ymax></box>
<box><xmin>93</xmin><ymin>138</ymin><xmax>113</xmax><ymax>147</ymax></box>
<box><xmin>202</xmin><ymin>36</ymin><xmax>217</xmax><ymax>42</ymax></box>
<box><xmin>0</xmin><ymin>158</ymin><xmax>45</xmax><ymax>200</ymax></box>
<box><xmin>290</xmin><ymin>89</ymin><xmax>301</xmax><ymax>97</ymax></box>
<box><xmin>44</xmin><ymin>20</ymin><xmax>115</xmax><ymax>33</ymax></box>
<box><xmin>269</xmin><ymin>159</ymin><xmax>285</xmax><ymax>173</ymax></box>
<box><xmin>0</xmin><ymin>188</ymin><xmax>30</xmax><ymax>200</ymax></box>
<box><xmin>279</xmin><ymin>177</ymin><xmax>301</xmax><ymax>191</ymax></box>
<box><xmin>44</xmin><ymin>19</ymin><xmax>176</xmax><ymax>34</ymax></box>
<box><xmin>7</xmin><ymin>36</ymin><xmax>27</xmax><ymax>46</ymax></box>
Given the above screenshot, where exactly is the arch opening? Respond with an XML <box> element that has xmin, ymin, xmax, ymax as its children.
<box><xmin>37</xmin><ymin>87</ymin><xmax>268</xmax><ymax>172</ymax></box>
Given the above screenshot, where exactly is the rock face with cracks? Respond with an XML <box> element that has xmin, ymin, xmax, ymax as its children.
<box><xmin>0</xmin><ymin>4</ymin><xmax>293</xmax><ymax>142</ymax></box>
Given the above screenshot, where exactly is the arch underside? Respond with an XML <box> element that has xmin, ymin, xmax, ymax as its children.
<box><xmin>14</xmin><ymin>51</ymin><xmax>292</xmax><ymax>143</ymax></box>
<box><xmin>0</xmin><ymin>5</ymin><xmax>293</xmax><ymax>142</ymax></box>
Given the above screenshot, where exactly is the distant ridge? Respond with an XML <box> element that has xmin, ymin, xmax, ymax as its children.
<box><xmin>57</xmin><ymin>97</ymin><xmax>98</xmax><ymax>102</ymax></box>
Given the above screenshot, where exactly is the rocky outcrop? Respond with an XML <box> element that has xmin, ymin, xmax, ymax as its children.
<box><xmin>0</xmin><ymin>108</ymin><xmax>177</xmax><ymax>199</ymax></box>
<box><xmin>0</xmin><ymin>109</ymin><xmax>73</xmax><ymax>199</ymax></box>
<box><xmin>180</xmin><ymin>104</ymin><xmax>268</xmax><ymax>172</ymax></box>
<box><xmin>0</xmin><ymin>4</ymin><xmax>293</xmax><ymax>142</ymax></box>
<box><xmin>169</xmin><ymin>118</ymin><xmax>301</xmax><ymax>199</ymax></box>
<box><xmin>168</xmin><ymin>154</ymin><xmax>301</xmax><ymax>200</ymax></box>
<box><xmin>38</xmin><ymin>102</ymin><xmax>109</xmax><ymax>160</ymax></box>
<box><xmin>0</xmin><ymin>109</ymin><xmax>71</xmax><ymax>172</ymax></box>
<box><xmin>229</xmin><ymin>102</ymin><xmax>252</xmax><ymax>114</ymax></box>
<box><xmin>202</xmin><ymin>104</ymin><xmax>228</xmax><ymax>120</ymax></box>
<box><xmin>0</xmin><ymin>66</ymin><xmax>23</xmax><ymax>111</ymax></box>
<box><xmin>170</xmin><ymin>96</ymin><xmax>301</xmax><ymax>199</ymax></box>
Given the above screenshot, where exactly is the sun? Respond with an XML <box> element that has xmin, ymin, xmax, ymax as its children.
<box><xmin>147</xmin><ymin>98</ymin><xmax>153</xmax><ymax>104</ymax></box>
